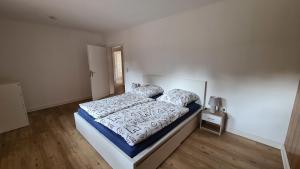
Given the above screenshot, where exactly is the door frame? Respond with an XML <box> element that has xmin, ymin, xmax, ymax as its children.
<box><xmin>111</xmin><ymin>45</ymin><xmax>125</xmax><ymax>94</ymax></box>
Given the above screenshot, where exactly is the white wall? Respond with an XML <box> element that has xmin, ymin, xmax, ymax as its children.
<box><xmin>0</xmin><ymin>18</ymin><xmax>105</xmax><ymax>111</ymax></box>
<box><xmin>105</xmin><ymin>0</ymin><xmax>300</xmax><ymax>147</ymax></box>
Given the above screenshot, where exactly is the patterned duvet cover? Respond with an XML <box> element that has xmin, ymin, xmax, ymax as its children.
<box><xmin>95</xmin><ymin>101</ymin><xmax>189</xmax><ymax>146</ymax></box>
<box><xmin>79</xmin><ymin>93</ymin><xmax>154</xmax><ymax>119</ymax></box>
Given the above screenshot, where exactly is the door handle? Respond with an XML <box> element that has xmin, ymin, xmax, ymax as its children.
<box><xmin>90</xmin><ymin>70</ymin><xmax>95</xmax><ymax>77</ymax></box>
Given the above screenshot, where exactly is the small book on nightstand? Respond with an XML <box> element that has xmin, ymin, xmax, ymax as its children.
<box><xmin>200</xmin><ymin>109</ymin><xmax>227</xmax><ymax>136</ymax></box>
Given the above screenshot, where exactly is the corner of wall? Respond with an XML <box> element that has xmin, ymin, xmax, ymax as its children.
<box><xmin>227</xmin><ymin>128</ymin><xmax>282</xmax><ymax>149</ymax></box>
<box><xmin>281</xmin><ymin>145</ymin><xmax>291</xmax><ymax>169</ymax></box>
<box><xmin>27</xmin><ymin>95</ymin><xmax>91</xmax><ymax>112</ymax></box>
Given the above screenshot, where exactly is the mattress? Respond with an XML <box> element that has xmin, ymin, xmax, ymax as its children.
<box><xmin>77</xmin><ymin>102</ymin><xmax>200</xmax><ymax>158</ymax></box>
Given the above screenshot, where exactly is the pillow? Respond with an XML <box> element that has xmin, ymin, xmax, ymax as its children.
<box><xmin>131</xmin><ymin>84</ymin><xmax>164</xmax><ymax>98</ymax></box>
<box><xmin>157</xmin><ymin>89</ymin><xmax>199</xmax><ymax>107</ymax></box>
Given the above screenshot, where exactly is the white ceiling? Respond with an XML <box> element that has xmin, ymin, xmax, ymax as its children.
<box><xmin>0</xmin><ymin>0</ymin><xmax>218</xmax><ymax>33</ymax></box>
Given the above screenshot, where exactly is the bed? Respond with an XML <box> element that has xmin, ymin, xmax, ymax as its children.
<box><xmin>74</xmin><ymin>75</ymin><xmax>207</xmax><ymax>169</ymax></box>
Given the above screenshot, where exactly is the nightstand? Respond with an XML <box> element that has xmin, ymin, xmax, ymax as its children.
<box><xmin>200</xmin><ymin>110</ymin><xmax>227</xmax><ymax>136</ymax></box>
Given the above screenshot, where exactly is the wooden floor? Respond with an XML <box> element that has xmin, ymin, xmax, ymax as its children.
<box><xmin>0</xmin><ymin>101</ymin><xmax>283</xmax><ymax>169</ymax></box>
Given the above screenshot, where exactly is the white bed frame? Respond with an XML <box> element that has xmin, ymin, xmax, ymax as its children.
<box><xmin>74</xmin><ymin>75</ymin><xmax>207</xmax><ymax>169</ymax></box>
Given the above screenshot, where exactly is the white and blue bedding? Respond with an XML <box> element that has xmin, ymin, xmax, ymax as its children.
<box><xmin>79</xmin><ymin>93</ymin><xmax>154</xmax><ymax>119</ymax></box>
<box><xmin>77</xmin><ymin>102</ymin><xmax>201</xmax><ymax>157</ymax></box>
<box><xmin>95</xmin><ymin>101</ymin><xmax>189</xmax><ymax>146</ymax></box>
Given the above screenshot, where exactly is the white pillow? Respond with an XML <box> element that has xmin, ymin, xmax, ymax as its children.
<box><xmin>157</xmin><ymin>89</ymin><xmax>199</xmax><ymax>107</ymax></box>
<box><xmin>131</xmin><ymin>84</ymin><xmax>164</xmax><ymax>98</ymax></box>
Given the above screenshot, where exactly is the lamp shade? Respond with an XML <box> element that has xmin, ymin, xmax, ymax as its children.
<box><xmin>208</xmin><ymin>96</ymin><xmax>222</xmax><ymax>106</ymax></box>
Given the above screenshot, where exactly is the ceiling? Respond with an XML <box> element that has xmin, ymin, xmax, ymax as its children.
<box><xmin>0</xmin><ymin>0</ymin><xmax>218</xmax><ymax>34</ymax></box>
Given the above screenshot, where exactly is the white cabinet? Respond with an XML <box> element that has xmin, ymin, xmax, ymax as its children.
<box><xmin>0</xmin><ymin>81</ymin><xmax>29</xmax><ymax>133</ymax></box>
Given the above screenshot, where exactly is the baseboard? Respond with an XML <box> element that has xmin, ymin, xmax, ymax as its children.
<box><xmin>281</xmin><ymin>146</ymin><xmax>291</xmax><ymax>169</ymax></box>
<box><xmin>227</xmin><ymin>128</ymin><xmax>282</xmax><ymax>149</ymax></box>
<box><xmin>27</xmin><ymin>96</ymin><xmax>92</xmax><ymax>112</ymax></box>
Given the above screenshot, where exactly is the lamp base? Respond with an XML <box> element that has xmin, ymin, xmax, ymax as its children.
<box><xmin>211</xmin><ymin>107</ymin><xmax>217</xmax><ymax>113</ymax></box>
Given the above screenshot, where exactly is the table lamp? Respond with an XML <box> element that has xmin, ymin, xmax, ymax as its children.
<box><xmin>208</xmin><ymin>96</ymin><xmax>222</xmax><ymax>113</ymax></box>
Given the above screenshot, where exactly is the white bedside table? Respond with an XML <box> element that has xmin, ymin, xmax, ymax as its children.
<box><xmin>200</xmin><ymin>110</ymin><xmax>227</xmax><ymax>136</ymax></box>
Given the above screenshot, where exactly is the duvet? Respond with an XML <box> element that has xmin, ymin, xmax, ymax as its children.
<box><xmin>95</xmin><ymin>101</ymin><xmax>189</xmax><ymax>146</ymax></box>
<box><xmin>79</xmin><ymin>93</ymin><xmax>154</xmax><ymax>119</ymax></box>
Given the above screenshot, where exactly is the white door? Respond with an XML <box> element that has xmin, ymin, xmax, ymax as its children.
<box><xmin>87</xmin><ymin>45</ymin><xmax>109</xmax><ymax>100</ymax></box>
